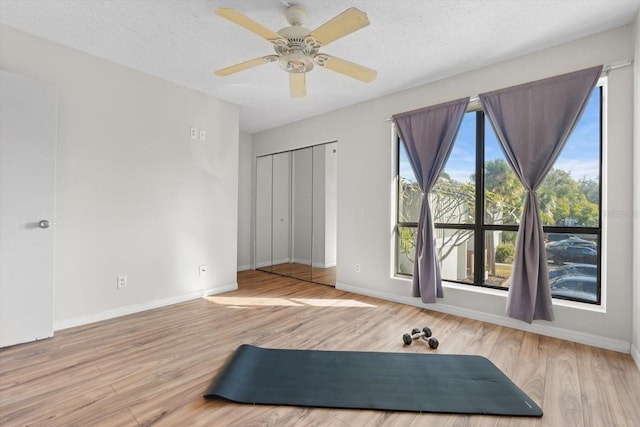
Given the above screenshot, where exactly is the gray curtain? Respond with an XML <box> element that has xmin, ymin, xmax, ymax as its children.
<box><xmin>393</xmin><ymin>97</ymin><xmax>469</xmax><ymax>303</ymax></box>
<box><xmin>479</xmin><ymin>65</ymin><xmax>602</xmax><ymax>323</ymax></box>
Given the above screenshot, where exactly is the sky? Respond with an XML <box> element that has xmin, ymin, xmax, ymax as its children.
<box><xmin>400</xmin><ymin>88</ymin><xmax>601</xmax><ymax>184</ymax></box>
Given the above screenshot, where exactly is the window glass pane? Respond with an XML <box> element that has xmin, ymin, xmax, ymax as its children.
<box><xmin>484</xmin><ymin>230</ymin><xmax>517</xmax><ymax>288</ymax></box>
<box><xmin>436</xmin><ymin>227</ymin><xmax>474</xmax><ymax>283</ymax></box>
<box><xmin>484</xmin><ymin>121</ymin><xmax>523</xmax><ymax>225</ymax></box>
<box><xmin>433</xmin><ymin>113</ymin><xmax>476</xmax><ymax>224</ymax></box>
<box><xmin>398</xmin><ymin>142</ymin><xmax>422</xmax><ymax>223</ymax></box>
<box><xmin>546</xmin><ymin>232</ymin><xmax>599</xmax><ymax>303</ymax></box>
<box><xmin>540</xmin><ymin>89</ymin><xmax>601</xmax><ymax>227</ymax></box>
<box><xmin>397</xmin><ymin>226</ymin><xmax>417</xmax><ymax>275</ymax></box>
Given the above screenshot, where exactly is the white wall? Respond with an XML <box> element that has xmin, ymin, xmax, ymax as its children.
<box><xmin>237</xmin><ymin>132</ymin><xmax>253</xmax><ymax>271</ymax></box>
<box><xmin>253</xmin><ymin>25</ymin><xmax>636</xmax><ymax>352</ymax></box>
<box><xmin>0</xmin><ymin>25</ymin><xmax>240</xmax><ymax>329</ymax></box>
<box><xmin>632</xmin><ymin>9</ymin><xmax>640</xmax><ymax>366</ymax></box>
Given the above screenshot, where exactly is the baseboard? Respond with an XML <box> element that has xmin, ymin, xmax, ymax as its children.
<box><xmin>256</xmin><ymin>259</ymin><xmax>291</xmax><ymax>268</ymax></box>
<box><xmin>631</xmin><ymin>342</ymin><xmax>640</xmax><ymax>371</ymax></box>
<box><xmin>337</xmin><ymin>282</ymin><xmax>631</xmax><ymax>354</ymax></box>
<box><xmin>237</xmin><ymin>264</ymin><xmax>251</xmax><ymax>272</ymax></box>
<box><xmin>53</xmin><ymin>282</ymin><xmax>238</xmax><ymax>331</ymax></box>
<box><xmin>311</xmin><ymin>261</ymin><xmax>337</xmax><ymax>268</ymax></box>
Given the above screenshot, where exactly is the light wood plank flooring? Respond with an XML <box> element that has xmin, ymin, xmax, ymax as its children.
<box><xmin>1</xmin><ymin>270</ymin><xmax>639</xmax><ymax>426</ymax></box>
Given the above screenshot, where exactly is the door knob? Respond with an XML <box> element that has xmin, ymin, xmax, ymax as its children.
<box><xmin>38</xmin><ymin>220</ymin><xmax>51</xmax><ymax>229</ymax></box>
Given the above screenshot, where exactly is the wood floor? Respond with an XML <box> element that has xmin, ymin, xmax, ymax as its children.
<box><xmin>1</xmin><ymin>270</ymin><xmax>639</xmax><ymax>426</ymax></box>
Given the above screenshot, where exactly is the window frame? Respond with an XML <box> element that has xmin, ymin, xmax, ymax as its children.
<box><xmin>395</xmin><ymin>81</ymin><xmax>605</xmax><ymax>305</ymax></box>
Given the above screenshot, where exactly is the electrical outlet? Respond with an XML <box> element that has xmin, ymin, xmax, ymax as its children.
<box><xmin>199</xmin><ymin>265</ymin><xmax>207</xmax><ymax>277</ymax></box>
<box><xmin>190</xmin><ymin>127</ymin><xmax>198</xmax><ymax>139</ymax></box>
<box><xmin>117</xmin><ymin>276</ymin><xmax>127</xmax><ymax>289</ymax></box>
<box><xmin>355</xmin><ymin>264</ymin><xmax>361</xmax><ymax>273</ymax></box>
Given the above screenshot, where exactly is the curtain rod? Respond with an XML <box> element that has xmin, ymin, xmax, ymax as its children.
<box><xmin>383</xmin><ymin>59</ymin><xmax>632</xmax><ymax>122</ymax></box>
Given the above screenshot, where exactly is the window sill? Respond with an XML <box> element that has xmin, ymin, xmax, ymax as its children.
<box><xmin>392</xmin><ymin>275</ymin><xmax>605</xmax><ymax>313</ymax></box>
<box><xmin>551</xmin><ymin>296</ymin><xmax>605</xmax><ymax>313</ymax></box>
<box><xmin>443</xmin><ymin>280</ymin><xmax>606</xmax><ymax>313</ymax></box>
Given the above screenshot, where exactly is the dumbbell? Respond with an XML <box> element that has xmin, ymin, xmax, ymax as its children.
<box><xmin>402</xmin><ymin>327</ymin><xmax>439</xmax><ymax>349</ymax></box>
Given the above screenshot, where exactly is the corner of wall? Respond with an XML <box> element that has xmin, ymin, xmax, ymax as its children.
<box><xmin>632</xmin><ymin>6</ymin><xmax>640</xmax><ymax>371</ymax></box>
<box><xmin>237</xmin><ymin>132</ymin><xmax>254</xmax><ymax>271</ymax></box>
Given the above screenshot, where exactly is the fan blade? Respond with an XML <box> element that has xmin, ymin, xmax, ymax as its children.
<box><xmin>214</xmin><ymin>56</ymin><xmax>276</xmax><ymax>76</ymax></box>
<box><xmin>318</xmin><ymin>55</ymin><xmax>377</xmax><ymax>82</ymax></box>
<box><xmin>215</xmin><ymin>8</ymin><xmax>284</xmax><ymax>42</ymax></box>
<box><xmin>308</xmin><ymin>8</ymin><xmax>369</xmax><ymax>46</ymax></box>
<box><xmin>290</xmin><ymin>73</ymin><xmax>306</xmax><ymax>98</ymax></box>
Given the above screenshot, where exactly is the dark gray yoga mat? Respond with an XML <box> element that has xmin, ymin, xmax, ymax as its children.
<box><xmin>204</xmin><ymin>344</ymin><xmax>542</xmax><ymax>417</ymax></box>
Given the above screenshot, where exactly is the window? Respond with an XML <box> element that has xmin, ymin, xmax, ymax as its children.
<box><xmin>396</xmin><ymin>84</ymin><xmax>603</xmax><ymax>304</ymax></box>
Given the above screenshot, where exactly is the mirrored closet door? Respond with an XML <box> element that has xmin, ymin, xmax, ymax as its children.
<box><xmin>255</xmin><ymin>142</ymin><xmax>337</xmax><ymax>286</ymax></box>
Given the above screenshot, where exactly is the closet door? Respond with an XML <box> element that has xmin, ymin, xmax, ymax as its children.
<box><xmin>291</xmin><ymin>148</ymin><xmax>313</xmax><ymax>282</ymax></box>
<box><xmin>255</xmin><ymin>156</ymin><xmax>273</xmax><ymax>272</ymax></box>
<box><xmin>312</xmin><ymin>143</ymin><xmax>337</xmax><ymax>286</ymax></box>
<box><xmin>254</xmin><ymin>143</ymin><xmax>337</xmax><ymax>286</ymax></box>
<box><xmin>271</xmin><ymin>152</ymin><xmax>291</xmax><ymax>277</ymax></box>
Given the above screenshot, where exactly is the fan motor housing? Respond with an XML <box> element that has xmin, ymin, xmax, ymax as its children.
<box><xmin>275</xmin><ymin>24</ymin><xmax>318</xmax><ymax>73</ymax></box>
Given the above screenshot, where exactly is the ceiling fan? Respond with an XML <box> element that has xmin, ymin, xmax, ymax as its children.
<box><xmin>214</xmin><ymin>4</ymin><xmax>377</xmax><ymax>98</ymax></box>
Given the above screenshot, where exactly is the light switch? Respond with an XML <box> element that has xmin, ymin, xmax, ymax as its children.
<box><xmin>199</xmin><ymin>130</ymin><xmax>206</xmax><ymax>141</ymax></box>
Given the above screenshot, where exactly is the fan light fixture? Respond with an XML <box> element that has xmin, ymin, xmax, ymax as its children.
<box><xmin>214</xmin><ymin>5</ymin><xmax>377</xmax><ymax>98</ymax></box>
<box><xmin>279</xmin><ymin>53</ymin><xmax>313</xmax><ymax>73</ymax></box>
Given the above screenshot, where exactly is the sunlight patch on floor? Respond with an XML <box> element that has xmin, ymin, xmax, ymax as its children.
<box><xmin>204</xmin><ymin>296</ymin><xmax>303</xmax><ymax>307</ymax></box>
<box><xmin>204</xmin><ymin>296</ymin><xmax>376</xmax><ymax>308</ymax></box>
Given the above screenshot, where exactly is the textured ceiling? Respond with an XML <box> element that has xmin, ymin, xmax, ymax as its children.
<box><xmin>1</xmin><ymin>0</ymin><xmax>638</xmax><ymax>133</ymax></box>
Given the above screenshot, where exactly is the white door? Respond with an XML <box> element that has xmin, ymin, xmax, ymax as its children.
<box><xmin>0</xmin><ymin>70</ymin><xmax>57</xmax><ymax>347</ymax></box>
